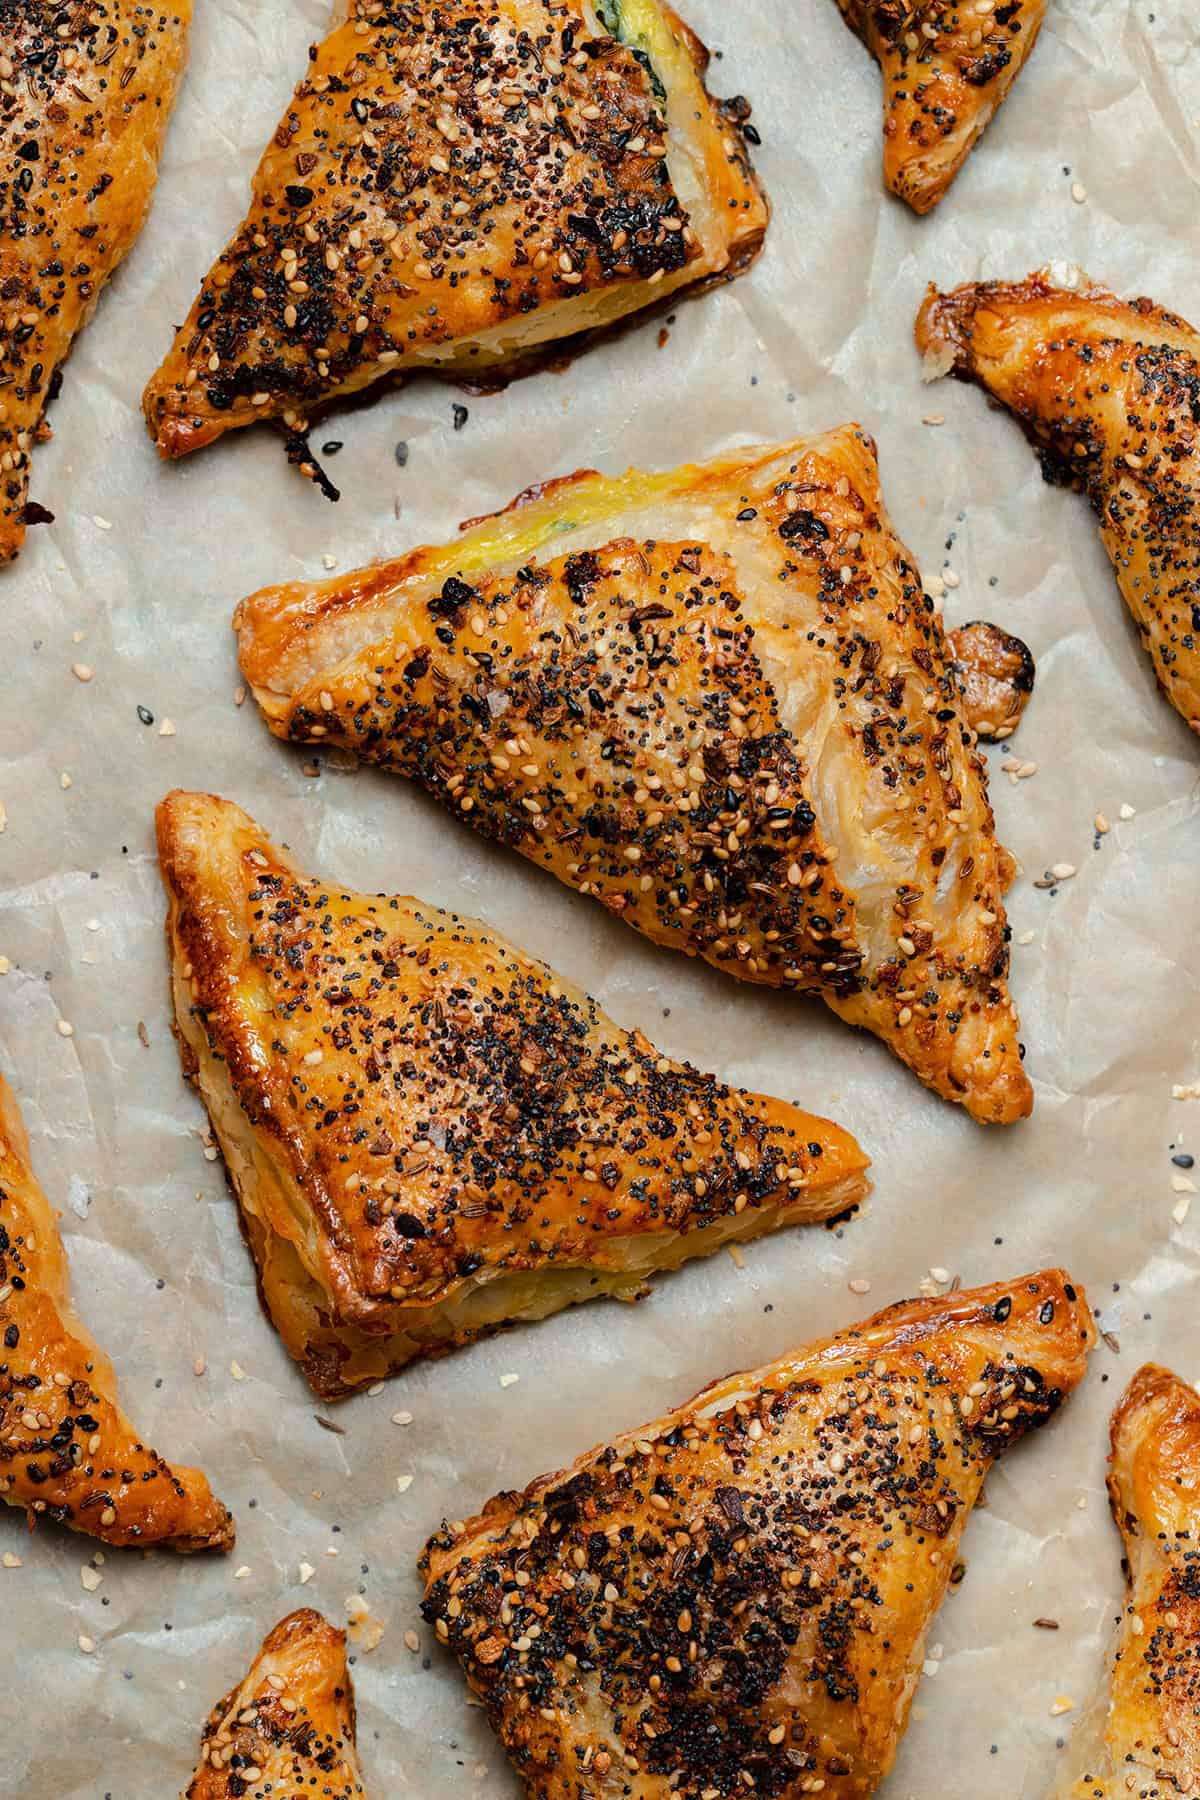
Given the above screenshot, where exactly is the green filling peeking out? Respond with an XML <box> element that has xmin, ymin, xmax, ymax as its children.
<box><xmin>595</xmin><ymin>0</ymin><xmax>669</xmax><ymax>104</ymax></box>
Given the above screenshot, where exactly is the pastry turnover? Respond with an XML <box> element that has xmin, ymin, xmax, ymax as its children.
<box><xmin>182</xmin><ymin>1608</ymin><xmax>365</xmax><ymax>1799</ymax></box>
<box><xmin>0</xmin><ymin>1</ymin><xmax>191</xmax><ymax>561</ymax></box>
<box><xmin>421</xmin><ymin>1269</ymin><xmax>1096</xmax><ymax>1799</ymax></box>
<box><xmin>237</xmin><ymin>429</ymin><xmax>1032</xmax><ymax>1125</ymax></box>
<box><xmin>0</xmin><ymin>1070</ymin><xmax>232</xmax><ymax>1551</ymax></box>
<box><xmin>833</xmin><ymin>0</ymin><xmax>1047</xmax><ymax>213</ymax></box>
<box><xmin>1053</xmin><ymin>1365</ymin><xmax>1200</xmax><ymax>1799</ymax></box>
<box><xmin>141</xmin><ymin>0</ymin><xmax>766</xmax><ymax>480</ymax></box>
<box><xmin>917</xmin><ymin>272</ymin><xmax>1200</xmax><ymax>738</ymax></box>
<box><xmin>156</xmin><ymin>791</ymin><xmax>868</xmax><ymax>1399</ymax></box>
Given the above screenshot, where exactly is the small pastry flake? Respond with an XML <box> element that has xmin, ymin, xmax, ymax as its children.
<box><xmin>0</xmin><ymin>1071</ymin><xmax>233</xmax><ymax>1551</ymax></box>
<box><xmin>1052</xmin><ymin>1364</ymin><xmax>1200</xmax><ymax>1799</ymax></box>
<box><xmin>947</xmin><ymin>620</ymin><xmax>1036</xmax><ymax>741</ymax></box>
<box><xmin>0</xmin><ymin>1</ymin><xmax>192</xmax><ymax>561</ymax></box>
<box><xmin>834</xmin><ymin>0</ymin><xmax>1047</xmax><ymax>213</ymax></box>
<box><xmin>182</xmin><ymin>1609</ymin><xmax>365</xmax><ymax>1799</ymax></box>
<box><xmin>156</xmin><ymin>791</ymin><xmax>869</xmax><ymax>1399</ymax></box>
<box><xmin>917</xmin><ymin>272</ymin><xmax>1200</xmax><ymax>737</ymax></box>
<box><xmin>421</xmin><ymin>1270</ymin><xmax>1095</xmax><ymax>1799</ymax></box>
<box><xmin>237</xmin><ymin>429</ymin><xmax>1031</xmax><ymax>1124</ymax></box>
<box><xmin>142</xmin><ymin>0</ymin><xmax>766</xmax><ymax>480</ymax></box>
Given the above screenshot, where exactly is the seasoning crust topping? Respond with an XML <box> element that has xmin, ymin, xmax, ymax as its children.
<box><xmin>918</xmin><ymin>271</ymin><xmax>1200</xmax><ymax>737</ymax></box>
<box><xmin>422</xmin><ymin>1270</ymin><xmax>1095</xmax><ymax>1798</ymax></box>
<box><xmin>237</xmin><ymin>429</ymin><xmax>1030</xmax><ymax>1124</ymax></box>
<box><xmin>0</xmin><ymin>1070</ymin><xmax>233</xmax><ymax>1551</ymax></box>
<box><xmin>834</xmin><ymin>0</ymin><xmax>1047</xmax><ymax>213</ymax></box>
<box><xmin>183</xmin><ymin>1608</ymin><xmax>365</xmax><ymax>1799</ymax></box>
<box><xmin>0</xmin><ymin>0</ymin><xmax>192</xmax><ymax>558</ymax></box>
<box><xmin>142</xmin><ymin>0</ymin><xmax>766</xmax><ymax>476</ymax></box>
<box><xmin>157</xmin><ymin>791</ymin><xmax>868</xmax><ymax>1398</ymax></box>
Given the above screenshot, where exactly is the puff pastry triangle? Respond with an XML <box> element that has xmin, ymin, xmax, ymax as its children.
<box><xmin>0</xmin><ymin>0</ymin><xmax>191</xmax><ymax>561</ymax></box>
<box><xmin>1052</xmin><ymin>1364</ymin><xmax>1200</xmax><ymax>1798</ymax></box>
<box><xmin>421</xmin><ymin>1269</ymin><xmax>1095</xmax><ymax>1798</ymax></box>
<box><xmin>237</xmin><ymin>428</ymin><xmax>1032</xmax><ymax>1124</ymax></box>
<box><xmin>917</xmin><ymin>272</ymin><xmax>1200</xmax><ymax>737</ymax></box>
<box><xmin>0</xmin><ymin>1070</ymin><xmax>233</xmax><ymax>1551</ymax></box>
<box><xmin>142</xmin><ymin>0</ymin><xmax>766</xmax><ymax>481</ymax></box>
<box><xmin>182</xmin><ymin>1608</ymin><xmax>365</xmax><ymax>1799</ymax></box>
<box><xmin>835</xmin><ymin>0</ymin><xmax>1047</xmax><ymax>213</ymax></box>
<box><xmin>156</xmin><ymin>790</ymin><xmax>869</xmax><ymax>1398</ymax></box>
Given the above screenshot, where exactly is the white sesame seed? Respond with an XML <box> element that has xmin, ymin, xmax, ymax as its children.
<box><xmin>158</xmin><ymin>718</ymin><xmax>176</xmax><ymax>737</ymax></box>
<box><xmin>2</xmin><ymin>1552</ymin><xmax>21</xmax><ymax>1569</ymax></box>
<box><xmin>299</xmin><ymin>1561</ymin><xmax>315</xmax><ymax>1584</ymax></box>
<box><xmin>1051</xmin><ymin>862</ymin><xmax>1076</xmax><ymax>881</ymax></box>
<box><xmin>942</xmin><ymin>568</ymin><xmax>960</xmax><ymax>589</ymax></box>
<box><xmin>1050</xmin><ymin>1696</ymin><xmax>1075</xmax><ymax>1716</ymax></box>
<box><xmin>78</xmin><ymin>1635</ymin><xmax>96</xmax><ymax>1654</ymax></box>
<box><xmin>396</xmin><ymin>1474</ymin><xmax>414</xmax><ymax>1494</ymax></box>
<box><xmin>56</xmin><ymin>1019</ymin><xmax>74</xmax><ymax>1038</ymax></box>
<box><xmin>1070</xmin><ymin>182</ymin><xmax>1087</xmax><ymax>204</ymax></box>
<box><xmin>1119</xmin><ymin>802</ymin><xmax>1136</xmax><ymax>820</ymax></box>
<box><xmin>499</xmin><ymin>1372</ymin><xmax>520</xmax><ymax>1388</ymax></box>
<box><xmin>848</xmin><ymin>1277</ymin><xmax>872</xmax><ymax>1295</ymax></box>
<box><xmin>392</xmin><ymin>1410</ymin><xmax>413</xmax><ymax>1426</ymax></box>
<box><xmin>72</xmin><ymin>662</ymin><xmax>94</xmax><ymax>682</ymax></box>
<box><xmin>91</xmin><ymin>516</ymin><xmax>112</xmax><ymax>531</ymax></box>
<box><xmin>230</xmin><ymin>1360</ymin><xmax>247</xmax><ymax>1381</ymax></box>
<box><xmin>81</xmin><ymin>1565</ymin><xmax>102</xmax><ymax>1593</ymax></box>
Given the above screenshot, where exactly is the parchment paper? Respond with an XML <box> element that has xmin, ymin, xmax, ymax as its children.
<box><xmin>1</xmin><ymin>1</ymin><xmax>1199</xmax><ymax>1792</ymax></box>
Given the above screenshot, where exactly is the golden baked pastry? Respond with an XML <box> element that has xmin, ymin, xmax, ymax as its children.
<box><xmin>0</xmin><ymin>1070</ymin><xmax>232</xmax><ymax>1551</ymax></box>
<box><xmin>917</xmin><ymin>272</ymin><xmax>1200</xmax><ymax>738</ymax></box>
<box><xmin>182</xmin><ymin>1608</ymin><xmax>365</xmax><ymax>1799</ymax></box>
<box><xmin>142</xmin><ymin>0</ymin><xmax>766</xmax><ymax>485</ymax></box>
<box><xmin>0</xmin><ymin>0</ymin><xmax>191</xmax><ymax>561</ymax></box>
<box><xmin>946</xmin><ymin>619</ymin><xmax>1036</xmax><ymax>741</ymax></box>
<box><xmin>834</xmin><ymin>0</ymin><xmax>1047</xmax><ymax>213</ymax></box>
<box><xmin>421</xmin><ymin>1269</ymin><xmax>1096</xmax><ymax>1798</ymax></box>
<box><xmin>1052</xmin><ymin>1364</ymin><xmax>1200</xmax><ymax>1799</ymax></box>
<box><xmin>156</xmin><ymin>790</ymin><xmax>869</xmax><ymax>1399</ymax></box>
<box><xmin>237</xmin><ymin>428</ymin><xmax>1031</xmax><ymax>1125</ymax></box>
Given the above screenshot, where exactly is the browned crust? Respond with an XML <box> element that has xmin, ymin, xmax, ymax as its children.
<box><xmin>235</xmin><ymin>430</ymin><xmax>1032</xmax><ymax>1125</ymax></box>
<box><xmin>421</xmin><ymin>1270</ymin><xmax>1094</xmax><ymax>1798</ymax></box>
<box><xmin>184</xmin><ymin>1609</ymin><xmax>364</xmax><ymax>1798</ymax></box>
<box><xmin>157</xmin><ymin>790</ymin><xmax>869</xmax><ymax>1397</ymax></box>
<box><xmin>917</xmin><ymin>274</ymin><xmax>1200</xmax><ymax>736</ymax></box>
<box><xmin>836</xmin><ymin>0</ymin><xmax>1047</xmax><ymax>213</ymax></box>
<box><xmin>142</xmin><ymin>0</ymin><xmax>767</xmax><ymax>465</ymax></box>
<box><xmin>0</xmin><ymin>1072</ymin><xmax>233</xmax><ymax>1552</ymax></box>
<box><xmin>0</xmin><ymin>1</ymin><xmax>191</xmax><ymax>561</ymax></box>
